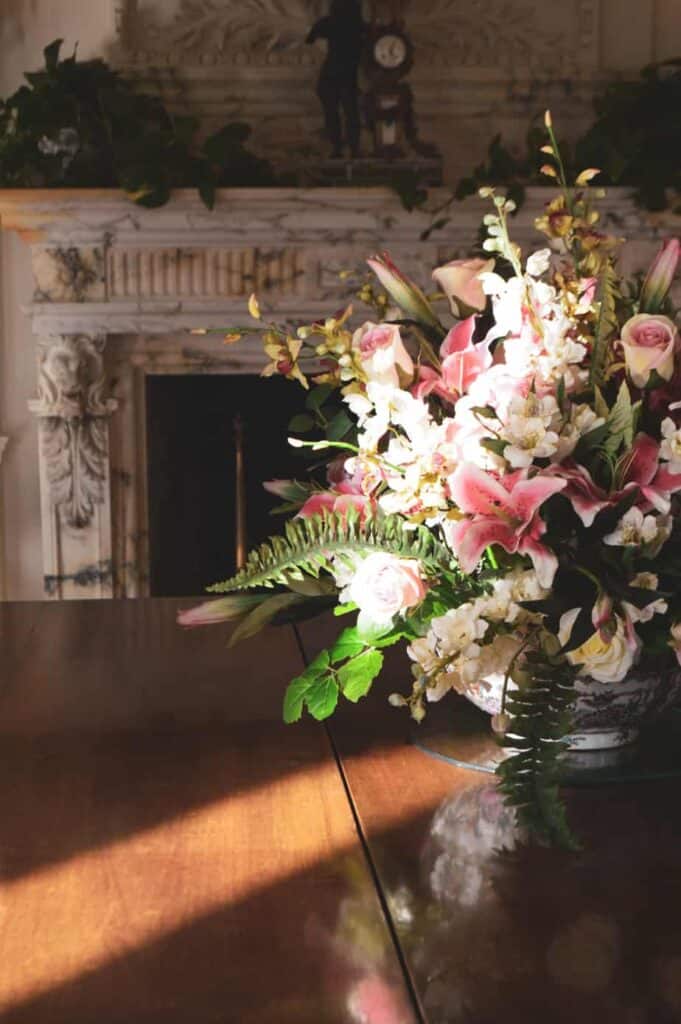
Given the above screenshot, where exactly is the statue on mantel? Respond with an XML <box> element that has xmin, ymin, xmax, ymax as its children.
<box><xmin>307</xmin><ymin>0</ymin><xmax>365</xmax><ymax>159</ymax></box>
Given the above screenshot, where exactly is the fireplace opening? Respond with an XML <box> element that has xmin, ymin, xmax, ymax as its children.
<box><xmin>146</xmin><ymin>374</ymin><xmax>308</xmax><ymax>597</ymax></box>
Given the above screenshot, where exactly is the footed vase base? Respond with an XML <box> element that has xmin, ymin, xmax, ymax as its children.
<box><xmin>412</xmin><ymin>698</ymin><xmax>681</xmax><ymax>786</ymax></box>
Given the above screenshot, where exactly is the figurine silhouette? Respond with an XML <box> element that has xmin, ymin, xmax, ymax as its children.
<box><xmin>307</xmin><ymin>0</ymin><xmax>365</xmax><ymax>158</ymax></box>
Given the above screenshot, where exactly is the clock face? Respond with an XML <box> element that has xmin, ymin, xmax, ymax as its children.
<box><xmin>373</xmin><ymin>33</ymin><xmax>408</xmax><ymax>70</ymax></box>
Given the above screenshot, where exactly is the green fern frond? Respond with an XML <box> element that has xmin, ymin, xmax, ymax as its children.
<box><xmin>590</xmin><ymin>260</ymin><xmax>619</xmax><ymax>388</ymax></box>
<box><xmin>496</xmin><ymin>647</ymin><xmax>581</xmax><ymax>851</ymax></box>
<box><xmin>208</xmin><ymin>511</ymin><xmax>460</xmax><ymax>594</ymax></box>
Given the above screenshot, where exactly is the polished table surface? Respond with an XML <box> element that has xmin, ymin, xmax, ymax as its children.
<box><xmin>2</xmin><ymin>600</ymin><xmax>681</xmax><ymax>1023</ymax></box>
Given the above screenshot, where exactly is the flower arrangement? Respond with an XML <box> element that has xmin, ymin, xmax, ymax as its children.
<box><xmin>181</xmin><ymin>112</ymin><xmax>681</xmax><ymax>847</ymax></box>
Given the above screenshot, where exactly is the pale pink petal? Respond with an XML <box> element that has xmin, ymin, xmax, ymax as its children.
<box><xmin>441</xmin><ymin>316</ymin><xmax>476</xmax><ymax>357</ymax></box>
<box><xmin>444</xmin><ymin>517</ymin><xmax>519</xmax><ymax>573</ymax></box>
<box><xmin>332</xmin><ymin>494</ymin><xmax>375</xmax><ymax>522</ymax></box>
<box><xmin>517</xmin><ymin>534</ymin><xmax>559</xmax><ymax>588</ymax></box>
<box><xmin>652</xmin><ymin>466</ymin><xmax>681</xmax><ymax>496</ymax></box>
<box><xmin>550</xmin><ymin>464</ymin><xmax>610</xmax><ymax>526</ymax></box>
<box><xmin>298</xmin><ymin>493</ymin><xmax>336</xmax><ymax>518</ymax></box>
<box><xmin>624</xmin><ymin>434</ymin><xmax>660</xmax><ymax>487</ymax></box>
<box><xmin>441</xmin><ymin>341</ymin><xmax>492</xmax><ymax>396</ymax></box>
<box><xmin>448</xmin><ymin>464</ymin><xmax>511</xmax><ymax>516</ymax></box>
<box><xmin>506</xmin><ymin>474</ymin><xmax>567</xmax><ymax>526</ymax></box>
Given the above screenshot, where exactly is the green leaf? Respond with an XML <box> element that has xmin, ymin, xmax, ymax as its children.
<box><xmin>282</xmin><ymin>650</ymin><xmax>331</xmax><ymax>723</ymax></box>
<box><xmin>496</xmin><ymin>646</ymin><xmax>581</xmax><ymax>850</ymax></box>
<box><xmin>604</xmin><ymin>380</ymin><xmax>634</xmax><ymax>455</ymax></box>
<box><xmin>198</xmin><ymin>177</ymin><xmax>216</xmax><ymax>210</ymax></box>
<box><xmin>228</xmin><ymin>592</ymin><xmax>305</xmax><ymax>647</ymax></box>
<box><xmin>338</xmin><ymin>650</ymin><xmax>384</xmax><ymax>703</ymax></box>
<box><xmin>590</xmin><ymin>261</ymin><xmax>619</xmax><ymax>388</ymax></box>
<box><xmin>288</xmin><ymin>413</ymin><xmax>315</xmax><ymax>434</ymax></box>
<box><xmin>327</xmin><ymin>410</ymin><xmax>354</xmax><ymax>441</ymax></box>
<box><xmin>43</xmin><ymin>39</ymin><xmax>63</xmax><ymax>73</ymax></box>
<box><xmin>305</xmin><ymin>385</ymin><xmax>334</xmax><ymax>413</ymax></box>
<box><xmin>480</xmin><ymin>437</ymin><xmax>509</xmax><ymax>457</ymax></box>
<box><xmin>305</xmin><ymin>650</ymin><xmax>332</xmax><ymax>678</ymax></box>
<box><xmin>593</xmin><ymin>384</ymin><xmax>609</xmax><ymax>420</ymax></box>
<box><xmin>334</xmin><ymin>602</ymin><xmax>358</xmax><ymax>616</ymax></box>
<box><xmin>207</xmin><ymin>512</ymin><xmax>460</xmax><ymax>595</ymax></box>
<box><xmin>330</xmin><ymin>627</ymin><xmax>365</xmax><ymax>663</ymax></box>
<box><xmin>283</xmin><ymin>675</ymin><xmax>315</xmax><ymax>724</ymax></box>
<box><xmin>306</xmin><ymin>675</ymin><xmax>339</xmax><ymax>720</ymax></box>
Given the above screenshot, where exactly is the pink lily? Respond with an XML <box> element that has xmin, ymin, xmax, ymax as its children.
<box><xmin>441</xmin><ymin>317</ymin><xmax>493</xmax><ymax>395</ymax></box>
<box><xmin>546</xmin><ymin>463</ymin><xmax>611</xmax><ymax>527</ymax></box>
<box><xmin>413</xmin><ymin>317</ymin><xmax>492</xmax><ymax>401</ymax></box>
<box><xmin>298</xmin><ymin>491</ymin><xmax>375</xmax><ymax>522</ymax></box>
<box><xmin>621</xmin><ymin>433</ymin><xmax>681</xmax><ymax>513</ymax></box>
<box><xmin>552</xmin><ymin>433</ymin><xmax>681</xmax><ymax>526</ymax></box>
<box><xmin>445</xmin><ymin>464</ymin><xmax>566</xmax><ymax>586</ymax></box>
<box><xmin>592</xmin><ymin>592</ymin><xmax>614</xmax><ymax>641</ymax></box>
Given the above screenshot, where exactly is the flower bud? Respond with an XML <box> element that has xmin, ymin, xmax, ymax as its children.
<box><xmin>640</xmin><ymin>238</ymin><xmax>681</xmax><ymax>313</ymax></box>
<box><xmin>367</xmin><ymin>252</ymin><xmax>442</xmax><ymax>333</ymax></box>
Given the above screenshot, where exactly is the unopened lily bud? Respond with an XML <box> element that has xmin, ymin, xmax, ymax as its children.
<box><xmin>367</xmin><ymin>252</ymin><xmax>442</xmax><ymax>333</ymax></box>
<box><xmin>640</xmin><ymin>238</ymin><xmax>681</xmax><ymax>313</ymax></box>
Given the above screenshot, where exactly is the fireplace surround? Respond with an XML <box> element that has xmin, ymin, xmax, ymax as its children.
<box><xmin>0</xmin><ymin>186</ymin><xmax>669</xmax><ymax>599</ymax></box>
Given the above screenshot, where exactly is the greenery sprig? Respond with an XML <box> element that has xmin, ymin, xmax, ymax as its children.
<box><xmin>0</xmin><ymin>40</ymin><xmax>275</xmax><ymax>208</ymax></box>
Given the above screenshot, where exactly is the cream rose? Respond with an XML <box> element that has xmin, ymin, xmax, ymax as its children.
<box><xmin>559</xmin><ymin>609</ymin><xmax>639</xmax><ymax>683</ymax></box>
<box><xmin>352</xmin><ymin>322</ymin><xmax>414</xmax><ymax>387</ymax></box>
<box><xmin>432</xmin><ymin>257</ymin><xmax>495</xmax><ymax>315</ymax></box>
<box><xmin>620</xmin><ymin>313</ymin><xmax>678</xmax><ymax>388</ymax></box>
<box><xmin>349</xmin><ymin>553</ymin><xmax>426</xmax><ymax>636</ymax></box>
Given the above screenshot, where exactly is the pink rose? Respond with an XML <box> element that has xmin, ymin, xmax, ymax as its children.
<box><xmin>348</xmin><ymin>553</ymin><xmax>427</xmax><ymax>634</ymax></box>
<box><xmin>348</xmin><ymin>973</ymin><xmax>412</xmax><ymax>1024</ymax></box>
<box><xmin>432</xmin><ymin>257</ymin><xmax>495</xmax><ymax>315</ymax></box>
<box><xmin>352</xmin><ymin>322</ymin><xmax>414</xmax><ymax>386</ymax></box>
<box><xmin>620</xmin><ymin>313</ymin><xmax>678</xmax><ymax>388</ymax></box>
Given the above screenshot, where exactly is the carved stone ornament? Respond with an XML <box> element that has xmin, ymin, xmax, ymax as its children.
<box><xmin>115</xmin><ymin>0</ymin><xmax>599</xmax><ymax>73</ymax></box>
<box><xmin>29</xmin><ymin>335</ymin><xmax>117</xmax><ymax>530</ymax></box>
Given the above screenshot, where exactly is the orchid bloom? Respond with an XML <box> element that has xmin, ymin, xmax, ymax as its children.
<box><xmin>445</xmin><ymin>464</ymin><xmax>566</xmax><ymax>587</ymax></box>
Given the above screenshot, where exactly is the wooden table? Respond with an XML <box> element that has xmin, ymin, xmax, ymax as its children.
<box><xmin>2</xmin><ymin>601</ymin><xmax>681</xmax><ymax>1023</ymax></box>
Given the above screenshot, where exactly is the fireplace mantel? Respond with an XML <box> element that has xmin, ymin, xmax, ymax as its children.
<box><xmin>0</xmin><ymin>186</ymin><xmax>670</xmax><ymax>600</ymax></box>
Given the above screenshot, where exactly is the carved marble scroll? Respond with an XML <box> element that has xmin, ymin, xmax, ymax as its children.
<box><xmin>27</xmin><ymin>335</ymin><xmax>116</xmax><ymax>599</ymax></box>
<box><xmin>29</xmin><ymin>334</ymin><xmax>117</xmax><ymax>530</ymax></box>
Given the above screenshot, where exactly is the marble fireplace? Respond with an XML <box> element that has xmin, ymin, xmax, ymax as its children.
<box><xmin>0</xmin><ymin>187</ymin><xmax>669</xmax><ymax>599</ymax></box>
